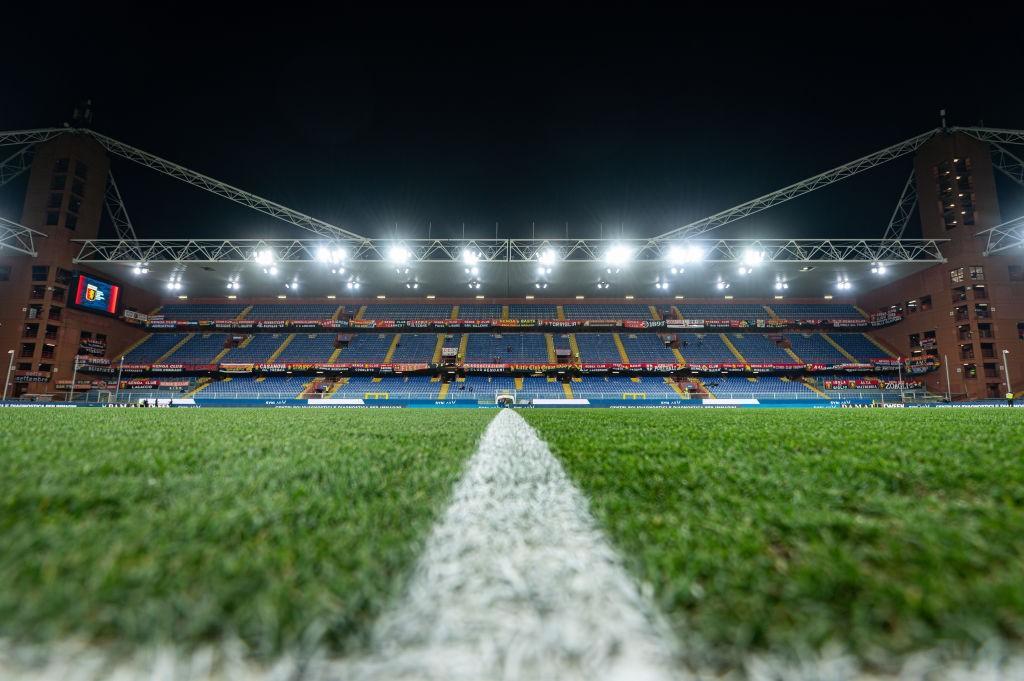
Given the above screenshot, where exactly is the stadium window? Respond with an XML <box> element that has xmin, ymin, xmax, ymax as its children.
<box><xmin>960</xmin><ymin>344</ymin><xmax>974</xmax><ymax>360</ymax></box>
<box><xmin>974</xmin><ymin>303</ymin><xmax>990</xmax><ymax>319</ymax></box>
<box><xmin>45</xmin><ymin>211</ymin><xmax>60</xmax><ymax>226</ymax></box>
<box><xmin>950</xmin><ymin>267</ymin><xmax>965</xmax><ymax>284</ymax></box>
<box><xmin>906</xmin><ymin>299</ymin><xmax>918</xmax><ymax>313</ymax></box>
<box><xmin>47</xmin><ymin>193</ymin><xmax>63</xmax><ymax>209</ymax></box>
<box><xmin>952</xmin><ymin>285</ymin><xmax>967</xmax><ymax>303</ymax></box>
<box><xmin>45</xmin><ymin>325</ymin><xmax>59</xmax><ymax>341</ymax></box>
<box><xmin>908</xmin><ymin>333</ymin><xmax>921</xmax><ymax>348</ymax></box>
<box><xmin>955</xmin><ymin>305</ymin><xmax>969</xmax><ymax>322</ymax></box>
<box><xmin>919</xmin><ymin>295</ymin><xmax>932</xmax><ymax>311</ymax></box>
<box><xmin>65</xmin><ymin>214</ymin><xmax>77</xmax><ymax>230</ymax></box>
<box><xmin>31</xmin><ymin>265</ymin><xmax>49</xmax><ymax>282</ymax></box>
<box><xmin>50</xmin><ymin>175</ymin><xmax>66</xmax><ymax>191</ymax></box>
<box><xmin>26</xmin><ymin>304</ymin><xmax>42</xmax><ymax>319</ymax></box>
<box><xmin>37</xmin><ymin>363</ymin><xmax>52</xmax><ymax>373</ymax></box>
<box><xmin>955</xmin><ymin>158</ymin><xmax>971</xmax><ymax>173</ymax></box>
<box><xmin>29</xmin><ymin>285</ymin><xmax>46</xmax><ymax>299</ymax></box>
<box><xmin>16</xmin><ymin>363</ymin><xmax>32</xmax><ymax>372</ymax></box>
<box><xmin>980</xmin><ymin>342</ymin><xmax>995</xmax><ymax>359</ymax></box>
<box><xmin>0</xmin><ymin>265</ymin><xmax>10</xmax><ymax>281</ymax></box>
<box><xmin>67</xmin><ymin>196</ymin><xmax>82</xmax><ymax>214</ymax></box>
<box><xmin>987</xmin><ymin>383</ymin><xmax>1002</xmax><ymax>398</ymax></box>
<box><xmin>74</xmin><ymin>160</ymin><xmax>88</xmax><ymax>179</ymax></box>
<box><xmin>1010</xmin><ymin>265</ymin><xmax>1024</xmax><ymax>282</ymax></box>
<box><xmin>1019</xmin><ymin>322</ymin><xmax>1024</xmax><ymax>341</ymax></box>
<box><xmin>55</xmin><ymin>268</ymin><xmax>71</xmax><ymax>285</ymax></box>
<box><xmin>969</xmin><ymin>266</ymin><xmax>984</xmax><ymax>280</ymax></box>
<box><xmin>52</xmin><ymin>286</ymin><xmax>64</xmax><ymax>299</ymax></box>
<box><xmin>963</xmin><ymin>363</ymin><xmax>977</xmax><ymax>380</ymax></box>
<box><xmin>71</xmin><ymin>179</ymin><xmax>85</xmax><ymax>197</ymax></box>
<box><xmin>48</xmin><ymin>305</ymin><xmax>62</xmax><ymax>321</ymax></box>
<box><xmin>22</xmin><ymin>323</ymin><xmax>38</xmax><ymax>338</ymax></box>
<box><xmin>978</xmin><ymin>323</ymin><xmax>993</xmax><ymax>339</ymax></box>
<box><xmin>19</xmin><ymin>342</ymin><xmax>35</xmax><ymax>358</ymax></box>
<box><xmin>984</xmin><ymin>363</ymin><xmax>998</xmax><ymax>379</ymax></box>
<box><xmin>53</xmin><ymin>158</ymin><xmax>69</xmax><ymax>173</ymax></box>
<box><xmin>973</xmin><ymin>285</ymin><xmax>987</xmax><ymax>300</ymax></box>
<box><xmin>957</xmin><ymin>324</ymin><xmax>972</xmax><ymax>342</ymax></box>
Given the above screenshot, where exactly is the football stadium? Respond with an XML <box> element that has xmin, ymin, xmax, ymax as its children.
<box><xmin>2</xmin><ymin>18</ymin><xmax>1024</xmax><ymax>681</ymax></box>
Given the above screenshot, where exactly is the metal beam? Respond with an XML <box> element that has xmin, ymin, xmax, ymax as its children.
<box><xmin>0</xmin><ymin>128</ymin><xmax>65</xmax><ymax>146</ymax></box>
<box><xmin>0</xmin><ymin>217</ymin><xmax>45</xmax><ymax>257</ymax></box>
<box><xmin>956</xmin><ymin>127</ymin><xmax>1024</xmax><ymax>146</ymax></box>
<box><xmin>79</xmin><ymin>129</ymin><xmax>367</xmax><ymax>241</ymax></box>
<box><xmin>0</xmin><ymin>145</ymin><xmax>35</xmax><ymax>186</ymax></box>
<box><xmin>990</xmin><ymin>142</ymin><xmax>1024</xmax><ymax>189</ymax></box>
<box><xmin>104</xmin><ymin>172</ymin><xmax>140</xmax><ymax>242</ymax></box>
<box><xmin>977</xmin><ymin>214</ymin><xmax>1024</xmax><ymax>255</ymax></box>
<box><xmin>655</xmin><ymin>128</ymin><xmax>940</xmax><ymax>240</ymax></box>
<box><xmin>882</xmin><ymin>168</ymin><xmax>918</xmax><ymax>239</ymax></box>
<box><xmin>72</xmin><ymin>237</ymin><xmax>948</xmax><ymax>264</ymax></box>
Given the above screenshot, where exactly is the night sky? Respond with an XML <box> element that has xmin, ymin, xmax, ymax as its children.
<box><xmin>3</xmin><ymin>8</ymin><xmax>1024</xmax><ymax>241</ymax></box>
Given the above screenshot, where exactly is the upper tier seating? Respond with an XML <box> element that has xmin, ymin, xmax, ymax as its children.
<box><xmin>362</xmin><ymin>304</ymin><xmax>453</xmax><ymax>319</ymax></box>
<box><xmin>562</xmin><ymin>304</ymin><xmax>653</xmax><ymax>320</ymax></box>
<box><xmin>618</xmin><ymin>334</ymin><xmax>678</xmax><ymax>363</ymax></box>
<box><xmin>770</xmin><ymin>303</ymin><xmax>864</xmax><ymax>319</ymax></box>
<box><xmin>520</xmin><ymin>376</ymin><xmax>568</xmax><ymax>397</ymax></box>
<box><xmin>676</xmin><ymin>333</ymin><xmax>738</xmax><ymax>364</ymax></box>
<box><xmin>676</xmin><ymin>304</ymin><xmax>770</xmax><ymax>320</ymax></box>
<box><xmin>728</xmin><ymin>334</ymin><xmax>794</xmax><ymax>363</ymax></box>
<box><xmin>123</xmin><ymin>333</ymin><xmax>188</xmax><ymax>362</ymax></box>
<box><xmin>332</xmin><ymin>375</ymin><xmax>439</xmax><ymax>398</ymax></box>
<box><xmin>456</xmin><ymin>304</ymin><xmax>503</xmax><ymax>319</ymax></box>
<box><xmin>221</xmin><ymin>334</ymin><xmax>287</xmax><ymax>363</ymax></box>
<box><xmin>574</xmin><ymin>333</ymin><xmax>623</xmax><ymax>363</ymax></box>
<box><xmin>509</xmin><ymin>304</ymin><xmax>558</xmax><ymax>319</ymax></box>
<box><xmin>785</xmin><ymin>333</ymin><xmax>847</xmax><ymax>364</ymax></box>
<box><xmin>464</xmin><ymin>333</ymin><xmax>549</xmax><ymax>363</ymax></box>
<box><xmin>276</xmin><ymin>334</ymin><xmax>337</xmax><ymax>362</ymax></box>
<box><xmin>156</xmin><ymin>304</ymin><xmax>246</xmax><ymax>320</ymax></box>
<box><xmin>828</xmin><ymin>333</ymin><xmax>890</xmax><ymax>362</ymax></box>
<box><xmin>248</xmin><ymin>304</ymin><xmax>342</xmax><ymax>320</ymax></box>
<box><xmin>164</xmin><ymin>334</ymin><xmax>230</xmax><ymax>363</ymax></box>
<box><xmin>390</xmin><ymin>333</ymin><xmax>441</xmax><ymax>363</ymax></box>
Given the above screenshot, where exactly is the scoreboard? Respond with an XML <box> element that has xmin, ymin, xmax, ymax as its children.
<box><xmin>68</xmin><ymin>273</ymin><xmax>121</xmax><ymax>316</ymax></box>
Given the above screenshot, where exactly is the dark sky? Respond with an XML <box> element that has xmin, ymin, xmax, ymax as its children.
<box><xmin>3</xmin><ymin>7</ymin><xmax>1024</xmax><ymax>241</ymax></box>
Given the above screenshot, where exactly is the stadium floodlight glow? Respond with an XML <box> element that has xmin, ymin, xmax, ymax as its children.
<box><xmin>667</xmin><ymin>243</ymin><xmax>704</xmax><ymax>265</ymax></box>
<box><xmin>737</xmin><ymin>265</ymin><xmax>752</xmax><ymax>276</ymax></box>
<box><xmin>655</xmin><ymin>279</ymin><xmax>670</xmax><ymax>291</ymax></box>
<box><xmin>464</xmin><ymin>266</ymin><xmax>480</xmax><ymax>276</ymax></box>
<box><xmin>741</xmin><ymin>248</ymin><xmax>765</xmax><ymax>267</ymax></box>
<box><xmin>467</xmin><ymin>280</ymin><xmax>482</xmax><ymax>290</ymax></box>
<box><xmin>836</xmin><ymin>277</ymin><xmax>853</xmax><ymax>290</ymax></box>
<box><xmin>604</xmin><ymin>243</ymin><xmax>633</xmax><ymax>268</ymax></box>
<box><xmin>774</xmin><ymin>280</ymin><xmax>789</xmax><ymax>290</ymax></box>
<box><xmin>537</xmin><ymin>265</ymin><xmax>553</xmax><ymax>276</ymax></box>
<box><xmin>596</xmin><ymin>280</ymin><xmax>611</xmax><ymax>290</ymax></box>
<box><xmin>716</xmin><ymin>279</ymin><xmax>730</xmax><ymax>290</ymax></box>
<box><xmin>870</xmin><ymin>262</ymin><xmax>887</xmax><ymax>275</ymax></box>
<box><xmin>462</xmin><ymin>249</ymin><xmax>480</xmax><ymax>265</ymax></box>
<box><xmin>317</xmin><ymin>246</ymin><xmax>347</xmax><ymax>264</ymax></box>
<box><xmin>389</xmin><ymin>244</ymin><xmax>412</xmax><ymax>265</ymax></box>
<box><xmin>255</xmin><ymin>249</ymin><xmax>275</xmax><ymax>266</ymax></box>
<box><xmin>132</xmin><ymin>262</ymin><xmax>149</xmax><ymax>275</ymax></box>
<box><xmin>534</xmin><ymin>282</ymin><xmax>548</xmax><ymax>289</ymax></box>
<box><xmin>538</xmin><ymin>249</ymin><xmax>558</xmax><ymax>267</ymax></box>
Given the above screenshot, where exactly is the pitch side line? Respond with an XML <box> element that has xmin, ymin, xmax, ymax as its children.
<box><xmin>351</xmin><ymin>408</ymin><xmax>681</xmax><ymax>681</ymax></box>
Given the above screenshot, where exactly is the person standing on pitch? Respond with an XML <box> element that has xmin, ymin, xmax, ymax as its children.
<box><xmin>1008</xmin><ymin>391</ymin><xmax>1015</xmax><ymax>407</ymax></box>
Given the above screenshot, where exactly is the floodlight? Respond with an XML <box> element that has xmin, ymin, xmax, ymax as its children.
<box><xmin>604</xmin><ymin>244</ymin><xmax>633</xmax><ymax>268</ymax></box>
<box><xmin>462</xmin><ymin>249</ymin><xmax>480</xmax><ymax>265</ymax></box>
<box><xmin>668</xmin><ymin>244</ymin><xmax>704</xmax><ymax>265</ymax></box>
<box><xmin>871</xmin><ymin>263</ymin><xmax>887</xmax><ymax>275</ymax></box>
<box><xmin>741</xmin><ymin>248</ymin><xmax>764</xmax><ymax>267</ymax></box>
<box><xmin>389</xmin><ymin>245</ymin><xmax>411</xmax><ymax>265</ymax></box>
<box><xmin>538</xmin><ymin>249</ymin><xmax>558</xmax><ymax>267</ymax></box>
<box><xmin>255</xmin><ymin>249</ymin><xmax>275</xmax><ymax>266</ymax></box>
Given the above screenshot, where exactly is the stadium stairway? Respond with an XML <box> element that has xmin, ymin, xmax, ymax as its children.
<box><xmin>268</xmin><ymin>334</ymin><xmax>296</xmax><ymax>362</ymax></box>
<box><xmin>437</xmin><ymin>380</ymin><xmax>451</xmax><ymax>399</ymax></box>
<box><xmin>354</xmin><ymin>305</ymin><xmax>366</xmax><ymax>320</ymax></box>
<box><xmin>235</xmin><ymin>305</ymin><xmax>252</xmax><ymax>320</ymax></box>
<box><xmin>782</xmin><ymin>343</ymin><xmax>803</xmax><ymax>363</ymax></box>
<box><xmin>186</xmin><ymin>377</ymin><xmax>214</xmax><ymax>396</ymax></box>
<box><xmin>116</xmin><ymin>333</ymin><xmax>153</xmax><ymax>360</ymax></box>
<box><xmin>670</xmin><ymin>305</ymin><xmax>682</xmax><ymax>319</ymax></box>
<box><xmin>763</xmin><ymin>305</ymin><xmax>779</xmax><ymax>320</ymax></box>
<box><xmin>720</xmin><ymin>334</ymin><xmax>748</xmax><ymax>366</ymax></box>
<box><xmin>556</xmin><ymin>305</ymin><xmax>565</xmax><ymax>320</ymax></box>
<box><xmin>331</xmin><ymin>305</ymin><xmax>345</xmax><ymax>320</ymax></box>
<box><xmin>154</xmin><ymin>334</ymin><xmax>194</xmax><ymax>364</ymax></box>
<box><xmin>561</xmin><ymin>381</ymin><xmax>573</xmax><ymax>398</ymax></box>
<box><xmin>450</xmin><ymin>305</ymin><xmax>460</xmax><ymax>320</ymax></box>
<box><xmin>822</xmin><ymin>333</ymin><xmax>858</xmax><ymax>362</ymax></box>
<box><xmin>671</xmin><ymin>346</ymin><xmax>686</xmax><ymax>364</ymax></box>
<box><xmin>457</xmin><ymin>334</ymin><xmax>470</xmax><ymax>360</ymax></box>
<box><xmin>383</xmin><ymin>334</ymin><xmax>402</xmax><ymax>363</ymax></box>
<box><xmin>696</xmin><ymin>378</ymin><xmax>714</xmax><ymax>397</ymax></box>
<box><xmin>612</xmin><ymin>334</ymin><xmax>631</xmax><ymax>363</ymax></box>
<box><xmin>666</xmin><ymin>376</ymin><xmax>687</xmax><ymax>398</ymax></box>
<box><xmin>514</xmin><ymin>376</ymin><xmax>524</xmax><ymax>390</ymax></box>
<box><xmin>545</xmin><ymin>334</ymin><xmax>557</xmax><ymax>362</ymax></box>
<box><xmin>431</xmin><ymin>334</ymin><xmax>446</xmax><ymax>363</ymax></box>
<box><xmin>568</xmin><ymin>334</ymin><xmax>580</xmax><ymax>359</ymax></box>
<box><xmin>501</xmin><ymin>305</ymin><xmax>510</xmax><ymax>319</ymax></box>
<box><xmin>866</xmin><ymin>334</ymin><xmax>898</xmax><ymax>358</ymax></box>
<box><xmin>298</xmin><ymin>379</ymin><xmax>323</xmax><ymax>399</ymax></box>
<box><xmin>648</xmin><ymin>305</ymin><xmax>661</xmax><ymax>320</ymax></box>
<box><xmin>801</xmin><ymin>378</ymin><xmax>829</xmax><ymax>398</ymax></box>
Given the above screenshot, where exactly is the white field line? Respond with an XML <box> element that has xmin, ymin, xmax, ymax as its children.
<box><xmin>347</xmin><ymin>407</ymin><xmax>681</xmax><ymax>681</ymax></box>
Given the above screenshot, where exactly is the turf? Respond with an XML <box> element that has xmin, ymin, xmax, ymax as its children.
<box><xmin>0</xmin><ymin>408</ymin><xmax>492</xmax><ymax>657</ymax></box>
<box><xmin>524</xmin><ymin>409</ymin><xmax>1024</xmax><ymax>667</ymax></box>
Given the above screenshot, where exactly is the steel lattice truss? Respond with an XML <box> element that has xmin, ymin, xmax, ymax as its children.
<box><xmin>958</xmin><ymin>127</ymin><xmax>1024</xmax><ymax>146</ymax></box>
<box><xmin>0</xmin><ymin>217</ymin><xmax>45</xmax><ymax>256</ymax></box>
<box><xmin>655</xmin><ymin>129</ymin><xmax>941</xmax><ymax>240</ymax></box>
<box><xmin>882</xmin><ymin>169</ymin><xmax>918</xmax><ymax>240</ymax></box>
<box><xmin>0</xmin><ymin>144</ymin><xmax>36</xmax><ymax>186</ymax></box>
<box><xmin>0</xmin><ymin>128</ymin><xmax>64</xmax><ymax>147</ymax></box>
<box><xmin>103</xmin><ymin>172</ymin><xmax>141</xmax><ymax>244</ymax></box>
<box><xmin>978</xmin><ymin>215</ymin><xmax>1024</xmax><ymax>255</ymax></box>
<box><xmin>990</xmin><ymin>142</ymin><xmax>1024</xmax><ymax>188</ymax></box>
<box><xmin>72</xmin><ymin>237</ymin><xmax>947</xmax><ymax>264</ymax></box>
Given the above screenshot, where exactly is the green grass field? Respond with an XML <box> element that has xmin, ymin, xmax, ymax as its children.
<box><xmin>525</xmin><ymin>409</ymin><xmax>1024</xmax><ymax>666</ymax></box>
<box><xmin>0</xmin><ymin>409</ymin><xmax>493</xmax><ymax>656</ymax></box>
<box><xmin>1</xmin><ymin>407</ymin><xmax>1023</xmax><ymax>670</ymax></box>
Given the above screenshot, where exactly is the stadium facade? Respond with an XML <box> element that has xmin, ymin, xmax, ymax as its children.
<box><xmin>1</xmin><ymin>127</ymin><xmax>1022</xmax><ymax>402</ymax></box>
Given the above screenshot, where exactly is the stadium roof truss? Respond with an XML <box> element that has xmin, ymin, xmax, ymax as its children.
<box><xmin>0</xmin><ymin>216</ymin><xmax>45</xmax><ymax>257</ymax></box>
<box><xmin>72</xmin><ymin>237</ymin><xmax>947</xmax><ymax>264</ymax></box>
